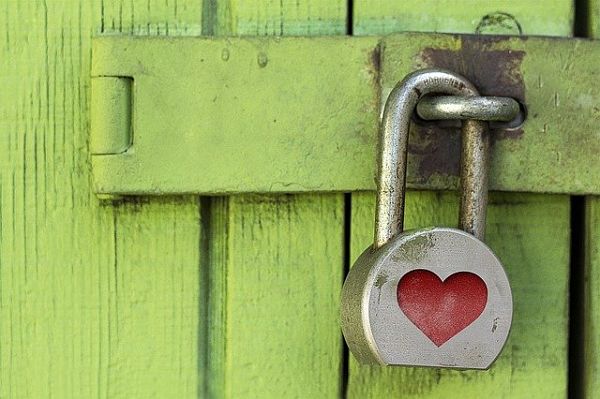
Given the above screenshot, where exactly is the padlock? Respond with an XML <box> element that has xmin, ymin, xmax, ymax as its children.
<box><xmin>341</xmin><ymin>69</ymin><xmax>513</xmax><ymax>369</ymax></box>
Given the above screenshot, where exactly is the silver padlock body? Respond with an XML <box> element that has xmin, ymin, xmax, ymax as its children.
<box><xmin>341</xmin><ymin>227</ymin><xmax>512</xmax><ymax>369</ymax></box>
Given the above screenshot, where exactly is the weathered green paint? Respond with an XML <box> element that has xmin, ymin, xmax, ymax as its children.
<box><xmin>0</xmin><ymin>0</ymin><xmax>589</xmax><ymax>398</ymax></box>
<box><xmin>353</xmin><ymin>0</ymin><xmax>573</xmax><ymax>36</ymax></box>
<box><xmin>585</xmin><ymin>197</ymin><xmax>600</xmax><ymax>398</ymax></box>
<box><xmin>90</xmin><ymin>35</ymin><xmax>378</xmax><ymax>195</ymax></box>
<box><xmin>92</xmin><ymin>3</ymin><xmax>206</xmax><ymax>396</ymax></box>
<box><xmin>91</xmin><ymin>33</ymin><xmax>600</xmax><ymax>195</ymax></box>
<box><xmin>591</xmin><ymin>0</ymin><xmax>600</xmax><ymax>37</ymax></box>
<box><xmin>0</xmin><ymin>1</ymin><xmax>203</xmax><ymax>397</ymax></box>
<box><xmin>585</xmin><ymin>3</ymin><xmax>600</xmax><ymax>398</ymax></box>
<box><xmin>207</xmin><ymin>195</ymin><xmax>345</xmax><ymax>397</ymax></box>
<box><xmin>205</xmin><ymin>2</ymin><xmax>347</xmax><ymax>398</ymax></box>
<box><xmin>348</xmin><ymin>2</ymin><xmax>572</xmax><ymax>398</ymax></box>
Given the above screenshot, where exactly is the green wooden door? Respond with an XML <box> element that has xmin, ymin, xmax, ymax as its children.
<box><xmin>1</xmin><ymin>1</ymin><xmax>597</xmax><ymax>398</ymax></box>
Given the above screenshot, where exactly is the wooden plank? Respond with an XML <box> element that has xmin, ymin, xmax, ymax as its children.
<box><xmin>0</xmin><ymin>1</ymin><xmax>203</xmax><ymax>398</ymax></box>
<box><xmin>591</xmin><ymin>0</ymin><xmax>600</xmax><ymax>37</ymax></box>
<box><xmin>585</xmin><ymin>3</ymin><xmax>600</xmax><ymax>397</ymax></box>
<box><xmin>205</xmin><ymin>2</ymin><xmax>347</xmax><ymax>398</ymax></box>
<box><xmin>109</xmin><ymin>199</ymin><xmax>202</xmax><ymax>397</ymax></box>
<box><xmin>348</xmin><ymin>1</ymin><xmax>572</xmax><ymax>397</ymax></box>
<box><xmin>208</xmin><ymin>195</ymin><xmax>345</xmax><ymax>397</ymax></box>
<box><xmin>228</xmin><ymin>1</ymin><xmax>347</xmax><ymax>35</ymax></box>
<box><xmin>585</xmin><ymin>197</ymin><xmax>600</xmax><ymax>397</ymax></box>
<box><xmin>347</xmin><ymin>192</ymin><xmax>570</xmax><ymax>397</ymax></box>
<box><xmin>99</xmin><ymin>3</ymin><xmax>203</xmax><ymax>397</ymax></box>
<box><xmin>587</xmin><ymin>140</ymin><xmax>599</xmax><ymax>385</ymax></box>
<box><xmin>353</xmin><ymin>0</ymin><xmax>573</xmax><ymax>36</ymax></box>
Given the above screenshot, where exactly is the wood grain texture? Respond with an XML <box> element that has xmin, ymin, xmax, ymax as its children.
<box><xmin>102</xmin><ymin>3</ymin><xmax>204</xmax><ymax>397</ymax></box>
<box><xmin>353</xmin><ymin>0</ymin><xmax>573</xmax><ymax>36</ymax></box>
<box><xmin>0</xmin><ymin>1</ymin><xmax>581</xmax><ymax>398</ymax></box>
<box><xmin>584</xmin><ymin>5</ymin><xmax>599</xmax><ymax>397</ymax></box>
<box><xmin>585</xmin><ymin>197</ymin><xmax>600</xmax><ymax>398</ymax></box>
<box><xmin>349</xmin><ymin>1</ymin><xmax>572</xmax><ymax>398</ymax></box>
<box><xmin>0</xmin><ymin>1</ymin><xmax>203</xmax><ymax>397</ymax></box>
<box><xmin>228</xmin><ymin>0</ymin><xmax>347</xmax><ymax>35</ymax></box>
<box><xmin>591</xmin><ymin>0</ymin><xmax>600</xmax><ymax>37</ymax></box>
<box><xmin>205</xmin><ymin>1</ymin><xmax>347</xmax><ymax>398</ymax></box>
<box><xmin>347</xmin><ymin>192</ymin><xmax>570</xmax><ymax>398</ymax></box>
<box><xmin>208</xmin><ymin>195</ymin><xmax>345</xmax><ymax>398</ymax></box>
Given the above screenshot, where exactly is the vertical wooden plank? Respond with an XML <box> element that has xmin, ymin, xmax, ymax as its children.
<box><xmin>585</xmin><ymin>4</ymin><xmax>600</xmax><ymax>397</ymax></box>
<box><xmin>591</xmin><ymin>0</ymin><xmax>600</xmax><ymax>37</ymax></box>
<box><xmin>0</xmin><ymin>3</ymin><xmax>112</xmax><ymax>397</ymax></box>
<box><xmin>108</xmin><ymin>198</ymin><xmax>202</xmax><ymax>398</ymax></box>
<box><xmin>208</xmin><ymin>195</ymin><xmax>345</xmax><ymax>398</ymax></box>
<box><xmin>0</xmin><ymin>1</ymin><xmax>203</xmax><ymax>398</ymax></box>
<box><xmin>99</xmin><ymin>3</ymin><xmax>204</xmax><ymax>397</ymax></box>
<box><xmin>205</xmin><ymin>2</ymin><xmax>347</xmax><ymax>397</ymax></box>
<box><xmin>349</xmin><ymin>1</ymin><xmax>572</xmax><ymax>397</ymax></box>
<box><xmin>585</xmin><ymin>198</ymin><xmax>600</xmax><ymax>398</ymax></box>
<box><xmin>353</xmin><ymin>0</ymin><xmax>573</xmax><ymax>36</ymax></box>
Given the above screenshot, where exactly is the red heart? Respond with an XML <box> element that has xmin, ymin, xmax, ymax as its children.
<box><xmin>397</xmin><ymin>270</ymin><xmax>488</xmax><ymax>347</ymax></box>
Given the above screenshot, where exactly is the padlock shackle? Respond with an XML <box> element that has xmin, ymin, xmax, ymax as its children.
<box><xmin>374</xmin><ymin>69</ymin><xmax>489</xmax><ymax>248</ymax></box>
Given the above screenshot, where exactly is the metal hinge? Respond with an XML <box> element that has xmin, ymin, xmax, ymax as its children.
<box><xmin>90</xmin><ymin>33</ymin><xmax>600</xmax><ymax>197</ymax></box>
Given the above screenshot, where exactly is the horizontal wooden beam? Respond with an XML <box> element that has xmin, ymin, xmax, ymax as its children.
<box><xmin>91</xmin><ymin>33</ymin><xmax>600</xmax><ymax>195</ymax></box>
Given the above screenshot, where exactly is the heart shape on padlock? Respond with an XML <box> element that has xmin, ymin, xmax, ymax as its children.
<box><xmin>397</xmin><ymin>269</ymin><xmax>488</xmax><ymax>347</ymax></box>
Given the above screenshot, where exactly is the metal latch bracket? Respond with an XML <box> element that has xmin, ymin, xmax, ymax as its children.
<box><xmin>91</xmin><ymin>33</ymin><xmax>600</xmax><ymax>196</ymax></box>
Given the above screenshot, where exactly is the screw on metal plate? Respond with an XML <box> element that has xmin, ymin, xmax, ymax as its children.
<box><xmin>341</xmin><ymin>68</ymin><xmax>513</xmax><ymax>369</ymax></box>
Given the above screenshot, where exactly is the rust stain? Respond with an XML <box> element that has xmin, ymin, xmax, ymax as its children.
<box><xmin>414</xmin><ymin>35</ymin><xmax>526</xmax><ymax>181</ymax></box>
<box><xmin>359</xmin><ymin>43</ymin><xmax>383</xmax><ymax>148</ymax></box>
<box><xmin>370</xmin><ymin>44</ymin><xmax>381</xmax><ymax>78</ymax></box>
<box><xmin>374</xmin><ymin>273</ymin><xmax>388</xmax><ymax>289</ymax></box>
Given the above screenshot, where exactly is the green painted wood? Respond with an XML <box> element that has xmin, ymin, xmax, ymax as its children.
<box><xmin>99</xmin><ymin>5</ymin><xmax>204</xmax><ymax>397</ymax></box>
<box><xmin>218</xmin><ymin>1</ymin><xmax>348</xmax><ymax>35</ymax></box>
<box><xmin>347</xmin><ymin>192</ymin><xmax>570</xmax><ymax>398</ymax></box>
<box><xmin>584</xmin><ymin>5</ymin><xmax>599</xmax><ymax>398</ymax></box>
<box><xmin>0</xmin><ymin>1</ymin><xmax>583</xmax><ymax>398</ymax></box>
<box><xmin>208</xmin><ymin>195</ymin><xmax>345</xmax><ymax>398</ymax></box>
<box><xmin>353</xmin><ymin>0</ymin><xmax>573</xmax><ymax>36</ymax></box>
<box><xmin>205</xmin><ymin>2</ymin><xmax>347</xmax><ymax>398</ymax></box>
<box><xmin>0</xmin><ymin>1</ymin><xmax>203</xmax><ymax>398</ymax></box>
<box><xmin>109</xmin><ymin>199</ymin><xmax>202</xmax><ymax>397</ymax></box>
<box><xmin>348</xmin><ymin>1</ymin><xmax>572</xmax><ymax>398</ymax></box>
<box><xmin>591</xmin><ymin>0</ymin><xmax>600</xmax><ymax>37</ymax></box>
<box><xmin>585</xmin><ymin>197</ymin><xmax>600</xmax><ymax>398</ymax></box>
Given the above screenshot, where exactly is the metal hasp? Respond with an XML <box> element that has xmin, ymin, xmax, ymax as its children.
<box><xmin>341</xmin><ymin>69</ymin><xmax>513</xmax><ymax>369</ymax></box>
<box><xmin>91</xmin><ymin>33</ymin><xmax>600</xmax><ymax>197</ymax></box>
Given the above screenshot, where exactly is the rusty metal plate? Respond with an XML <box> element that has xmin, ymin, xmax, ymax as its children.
<box><xmin>91</xmin><ymin>33</ymin><xmax>600</xmax><ymax>196</ymax></box>
<box><xmin>382</xmin><ymin>32</ymin><xmax>600</xmax><ymax>194</ymax></box>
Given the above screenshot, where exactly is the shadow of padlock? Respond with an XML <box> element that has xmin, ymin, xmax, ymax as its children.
<box><xmin>341</xmin><ymin>69</ymin><xmax>513</xmax><ymax>369</ymax></box>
